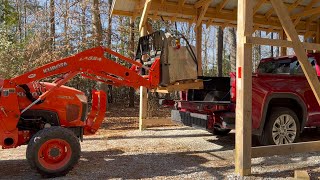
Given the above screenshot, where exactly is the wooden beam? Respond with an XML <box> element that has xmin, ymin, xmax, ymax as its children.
<box><xmin>152</xmin><ymin>81</ymin><xmax>204</xmax><ymax>93</ymax></box>
<box><xmin>143</xmin><ymin>118</ymin><xmax>175</xmax><ymax>127</ymax></box>
<box><xmin>235</xmin><ymin>0</ymin><xmax>253</xmax><ymax>176</ymax></box>
<box><xmin>217</xmin><ymin>0</ymin><xmax>229</xmax><ymax>12</ymax></box>
<box><xmin>317</xmin><ymin>19</ymin><xmax>320</xmax><ymax>45</ymax></box>
<box><xmin>112</xmin><ymin>1</ymin><xmax>319</xmax><ymax>33</ymax></box>
<box><xmin>139</xmin><ymin>86</ymin><xmax>148</xmax><ymax>131</ymax></box>
<box><xmin>139</xmin><ymin>11</ymin><xmax>149</xmax><ymax>131</ymax></box>
<box><xmin>265</xmin><ymin>0</ymin><xmax>302</xmax><ymax>19</ymax></box>
<box><xmin>194</xmin><ymin>0</ymin><xmax>211</xmax><ymax>9</ymax></box>
<box><xmin>294</xmin><ymin>170</ymin><xmax>310</xmax><ymax>180</ymax></box>
<box><xmin>293</xmin><ymin>0</ymin><xmax>318</xmax><ymax>26</ymax></box>
<box><xmin>178</xmin><ymin>0</ymin><xmax>186</xmax><ymax>8</ymax></box>
<box><xmin>196</xmin><ymin>0</ymin><xmax>211</xmax><ymax>27</ymax></box>
<box><xmin>196</xmin><ymin>8</ymin><xmax>203</xmax><ymax>76</ymax></box>
<box><xmin>253</xmin><ymin>0</ymin><xmax>267</xmax><ymax>14</ymax></box>
<box><xmin>248</xmin><ymin>37</ymin><xmax>320</xmax><ymax>50</ymax></box>
<box><xmin>291</xmin><ymin>7</ymin><xmax>320</xmax><ymax>19</ymax></box>
<box><xmin>139</xmin><ymin>0</ymin><xmax>152</xmax><ymax>33</ymax></box>
<box><xmin>270</xmin><ymin>0</ymin><xmax>320</xmax><ymax>107</ymax></box>
<box><xmin>279</xmin><ymin>30</ymin><xmax>287</xmax><ymax>56</ymax></box>
<box><xmin>251</xmin><ymin>141</ymin><xmax>320</xmax><ymax>158</ymax></box>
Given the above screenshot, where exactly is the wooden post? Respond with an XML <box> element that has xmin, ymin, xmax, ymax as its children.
<box><xmin>139</xmin><ymin>26</ymin><xmax>148</xmax><ymax>131</ymax></box>
<box><xmin>139</xmin><ymin>86</ymin><xmax>148</xmax><ymax>130</ymax></box>
<box><xmin>196</xmin><ymin>8</ymin><xmax>203</xmax><ymax>76</ymax></box>
<box><xmin>280</xmin><ymin>30</ymin><xmax>287</xmax><ymax>56</ymax></box>
<box><xmin>317</xmin><ymin>20</ymin><xmax>320</xmax><ymax>43</ymax></box>
<box><xmin>139</xmin><ymin>1</ymin><xmax>150</xmax><ymax>130</ymax></box>
<box><xmin>235</xmin><ymin>0</ymin><xmax>253</xmax><ymax>176</ymax></box>
<box><xmin>270</xmin><ymin>0</ymin><xmax>320</xmax><ymax>107</ymax></box>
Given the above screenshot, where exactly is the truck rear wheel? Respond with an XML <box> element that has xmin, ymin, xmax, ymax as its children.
<box><xmin>26</xmin><ymin>127</ymin><xmax>81</xmax><ymax>177</ymax></box>
<box><xmin>259</xmin><ymin>107</ymin><xmax>300</xmax><ymax>145</ymax></box>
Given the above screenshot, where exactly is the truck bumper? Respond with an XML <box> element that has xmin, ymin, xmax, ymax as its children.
<box><xmin>171</xmin><ymin>110</ymin><xmax>235</xmax><ymax>130</ymax></box>
<box><xmin>171</xmin><ymin>110</ymin><xmax>208</xmax><ymax>129</ymax></box>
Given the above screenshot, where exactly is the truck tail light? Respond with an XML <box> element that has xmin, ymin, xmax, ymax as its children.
<box><xmin>66</xmin><ymin>104</ymin><xmax>80</xmax><ymax>122</ymax></box>
<box><xmin>230</xmin><ymin>72</ymin><xmax>236</xmax><ymax>102</ymax></box>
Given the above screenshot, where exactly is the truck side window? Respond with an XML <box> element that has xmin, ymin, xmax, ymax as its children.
<box><xmin>258</xmin><ymin>59</ymin><xmax>291</xmax><ymax>74</ymax></box>
<box><xmin>291</xmin><ymin>57</ymin><xmax>316</xmax><ymax>75</ymax></box>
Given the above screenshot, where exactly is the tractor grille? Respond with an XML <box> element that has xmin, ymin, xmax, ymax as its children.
<box><xmin>80</xmin><ymin>102</ymin><xmax>88</xmax><ymax>122</ymax></box>
<box><xmin>66</xmin><ymin>104</ymin><xmax>80</xmax><ymax>122</ymax></box>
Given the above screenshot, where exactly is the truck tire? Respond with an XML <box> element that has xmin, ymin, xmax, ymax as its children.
<box><xmin>213</xmin><ymin>127</ymin><xmax>231</xmax><ymax>136</ymax></box>
<box><xmin>26</xmin><ymin>127</ymin><xmax>81</xmax><ymax>177</ymax></box>
<box><xmin>258</xmin><ymin>107</ymin><xmax>300</xmax><ymax>145</ymax></box>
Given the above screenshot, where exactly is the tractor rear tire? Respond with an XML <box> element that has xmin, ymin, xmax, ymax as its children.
<box><xmin>26</xmin><ymin>126</ymin><xmax>81</xmax><ymax>177</ymax></box>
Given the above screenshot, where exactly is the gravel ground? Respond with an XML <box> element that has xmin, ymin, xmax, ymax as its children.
<box><xmin>0</xmin><ymin>106</ymin><xmax>320</xmax><ymax>179</ymax></box>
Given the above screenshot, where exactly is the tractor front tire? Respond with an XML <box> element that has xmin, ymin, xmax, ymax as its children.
<box><xmin>26</xmin><ymin>127</ymin><xmax>81</xmax><ymax>177</ymax></box>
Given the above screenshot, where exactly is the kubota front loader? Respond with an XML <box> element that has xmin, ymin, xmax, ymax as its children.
<box><xmin>0</xmin><ymin>30</ymin><xmax>198</xmax><ymax>177</ymax></box>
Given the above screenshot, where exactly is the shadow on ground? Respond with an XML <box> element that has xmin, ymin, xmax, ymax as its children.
<box><xmin>74</xmin><ymin>148</ymin><xmax>233</xmax><ymax>179</ymax></box>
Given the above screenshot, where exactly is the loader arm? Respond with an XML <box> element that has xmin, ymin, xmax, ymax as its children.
<box><xmin>11</xmin><ymin>46</ymin><xmax>159</xmax><ymax>88</ymax></box>
<box><xmin>0</xmin><ymin>46</ymin><xmax>160</xmax><ymax>148</ymax></box>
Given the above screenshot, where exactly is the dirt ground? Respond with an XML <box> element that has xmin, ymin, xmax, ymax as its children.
<box><xmin>1</xmin><ymin>104</ymin><xmax>320</xmax><ymax>179</ymax></box>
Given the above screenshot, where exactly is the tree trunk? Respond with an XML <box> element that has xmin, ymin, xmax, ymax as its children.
<box><xmin>92</xmin><ymin>0</ymin><xmax>103</xmax><ymax>46</ymax></box>
<box><xmin>270</xmin><ymin>32</ymin><xmax>274</xmax><ymax>57</ymax></box>
<box><xmin>227</xmin><ymin>27</ymin><xmax>236</xmax><ymax>72</ymax></box>
<box><xmin>216</xmin><ymin>26</ymin><xmax>223</xmax><ymax>77</ymax></box>
<box><xmin>275</xmin><ymin>33</ymin><xmax>280</xmax><ymax>56</ymax></box>
<box><xmin>80</xmin><ymin>1</ymin><xmax>88</xmax><ymax>49</ymax></box>
<box><xmin>203</xmin><ymin>27</ymin><xmax>209</xmax><ymax>75</ymax></box>
<box><xmin>92</xmin><ymin>0</ymin><xmax>108</xmax><ymax>103</ymax></box>
<box><xmin>64</xmin><ymin>0</ymin><xmax>69</xmax><ymax>55</ymax></box>
<box><xmin>106</xmin><ymin>0</ymin><xmax>113</xmax><ymax>103</ymax></box>
<box><xmin>129</xmin><ymin>18</ymin><xmax>135</xmax><ymax>107</ymax></box>
<box><xmin>253</xmin><ymin>31</ymin><xmax>261</xmax><ymax>71</ymax></box>
<box><xmin>49</xmin><ymin>0</ymin><xmax>55</xmax><ymax>52</ymax></box>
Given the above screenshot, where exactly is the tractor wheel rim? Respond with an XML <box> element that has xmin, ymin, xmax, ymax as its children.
<box><xmin>272</xmin><ymin>114</ymin><xmax>297</xmax><ymax>145</ymax></box>
<box><xmin>38</xmin><ymin>139</ymin><xmax>72</xmax><ymax>170</ymax></box>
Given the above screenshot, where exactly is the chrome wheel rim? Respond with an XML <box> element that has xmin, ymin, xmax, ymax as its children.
<box><xmin>272</xmin><ymin>114</ymin><xmax>297</xmax><ymax>145</ymax></box>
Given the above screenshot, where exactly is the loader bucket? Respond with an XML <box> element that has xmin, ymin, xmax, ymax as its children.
<box><xmin>84</xmin><ymin>90</ymin><xmax>107</xmax><ymax>135</ymax></box>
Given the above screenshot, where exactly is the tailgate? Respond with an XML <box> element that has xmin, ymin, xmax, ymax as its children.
<box><xmin>177</xmin><ymin>100</ymin><xmax>231</xmax><ymax>113</ymax></box>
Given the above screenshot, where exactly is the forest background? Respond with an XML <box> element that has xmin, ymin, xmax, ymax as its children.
<box><xmin>0</xmin><ymin>0</ymin><xmax>289</xmax><ymax>107</ymax></box>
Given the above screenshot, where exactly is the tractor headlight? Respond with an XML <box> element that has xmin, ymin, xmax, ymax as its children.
<box><xmin>76</xmin><ymin>94</ymin><xmax>87</xmax><ymax>103</ymax></box>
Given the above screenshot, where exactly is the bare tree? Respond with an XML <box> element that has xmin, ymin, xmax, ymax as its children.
<box><xmin>106</xmin><ymin>0</ymin><xmax>113</xmax><ymax>103</ymax></box>
<box><xmin>216</xmin><ymin>26</ymin><xmax>223</xmax><ymax>76</ymax></box>
<box><xmin>270</xmin><ymin>32</ymin><xmax>274</xmax><ymax>57</ymax></box>
<box><xmin>129</xmin><ymin>18</ymin><xmax>135</xmax><ymax>107</ymax></box>
<box><xmin>49</xmin><ymin>0</ymin><xmax>55</xmax><ymax>51</ymax></box>
<box><xmin>227</xmin><ymin>27</ymin><xmax>236</xmax><ymax>72</ymax></box>
<box><xmin>63</xmin><ymin>0</ymin><xmax>69</xmax><ymax>55</ymax></box>
<box><xmin>92</xmin><ymin>0</ymin><xmax>103</xmax><ymax>46</ymax></box>
<box><xmin>253</xmin><ymin>31</ymin><xmax>261</xmax><ymax>71</ymax></box>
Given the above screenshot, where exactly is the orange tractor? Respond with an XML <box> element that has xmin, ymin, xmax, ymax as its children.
<box><xmin>0</xmin><ymin>31</ymin><xmax>197</xmax><ymax>177</ymax></box>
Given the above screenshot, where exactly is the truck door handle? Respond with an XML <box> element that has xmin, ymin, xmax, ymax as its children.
<box><xmin>0</xmin><ymin>107</ymin><xmax>8</xmax><ymax>117</ymax></box>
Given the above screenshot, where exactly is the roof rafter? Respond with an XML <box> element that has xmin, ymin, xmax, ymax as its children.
<box><xmin>112</xmin><ymin>0</ymin><xmax>320</xmax><ymax>36</ymax></box>
<box><xmin>292</xmin><ymin>7</ymin><xmax>320</xmax><ymax>19</ymax></box>
<box><xmin>139</xmin><ymin>0</ymin><xmax>152</xmax><ymax>32</ymax></box>
<box><xmin>194</xmin><ymin>0</ymin><xmax>211</xmax><ymax>9</ymax></box>
<box><xmin>265</xmin><ymin>0</ymin><xmax>302</xmax><ymax>19</ymax></box>
<box><xmin>253</xmin><ymin>0</ymin><xmax>267</xmax><ymax>15</ymax></box>
<box><xmin>294</xmin><ymin>0</ymin><xmax>318</xmax><ymax>27</ymax></box>
<box><xmin>217</xmin><ymin>0</ymin><xmax>229</xmax><ymax>12</ymax></box>
<box><xmin>195</xmin><ymin>0</ymin><xmax>212</xmax><ymax>27</ymax></box>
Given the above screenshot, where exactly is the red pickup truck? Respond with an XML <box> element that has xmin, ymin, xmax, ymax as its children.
<box><xmin>171</xmin><ymin>53</ymin><xmax>320</xmax><ymax>145</ymax></box>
